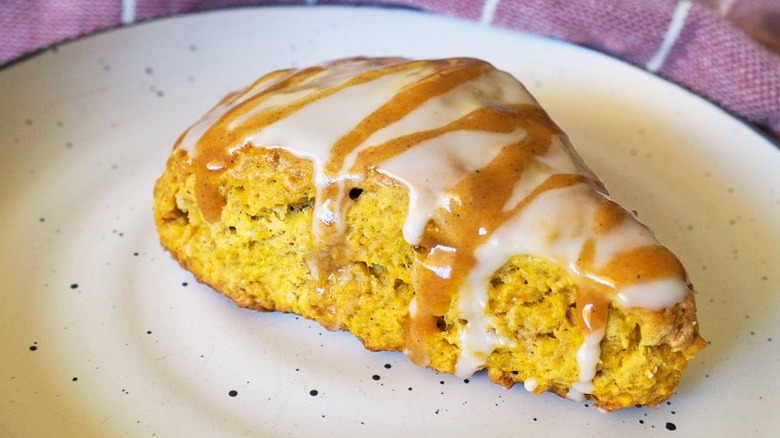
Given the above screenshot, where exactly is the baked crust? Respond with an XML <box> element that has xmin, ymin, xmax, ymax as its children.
<box><xmin>154</xmin><ymin>144</ymin><xmax>706</xmax><ymax>410</ymax></box>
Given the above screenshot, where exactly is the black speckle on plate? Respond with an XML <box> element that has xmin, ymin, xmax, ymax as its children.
<box><xmin>228</xmin><ymin>390</ymin><xmax>238</xmax><ymax>397</ymax></box>
<box><xmin>149</xmin><ymin>86</ymin><xmax>165</xmax><ymax>97</ymax></box>
<box><xmin>309</xmin><ymin>389</ymin><xmax>318</xmax><ymax>396</ymax></box>
<box><xmin>665</xmin><ymin>422</ymin><xmax>677</xmax><ymax>431</ymax></box>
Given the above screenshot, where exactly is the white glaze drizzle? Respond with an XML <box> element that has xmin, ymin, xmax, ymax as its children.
<box><xmin>180</xmin><ymin>57</ymin><xmax>693</xmax><ymax>397</ymax></box>
<box><xmin>379</xmin><ymin>129</ymin><xmax>525</xmax><ymax>244</ymax></box>
<box><xmin>567</xmin><ymin>328</ymin><xmax>606</xmax><ymax>401</ymax></box>
<box><xmin>523</xmin><ymin>377</ymin><xmax>539</xmax><ymax>393</ymax></box>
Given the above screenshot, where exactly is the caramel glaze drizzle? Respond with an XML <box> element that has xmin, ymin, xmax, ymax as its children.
<box><xmin>397</xmin><ymin>108</ymin><xmax>583</xmax><ymax>366</ymax></box>
<box><xmin>184</xmin><ymin>57</ymin><xmax>690</xmax><ymax>380</ymax></box>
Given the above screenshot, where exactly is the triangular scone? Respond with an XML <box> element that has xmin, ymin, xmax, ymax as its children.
<box><xmin>154</xmin><ymin>57</ymin><xmax>705</xmax><ymax>410</ymax></box>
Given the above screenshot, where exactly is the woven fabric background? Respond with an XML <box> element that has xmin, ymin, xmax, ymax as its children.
<box><xmin>1</xmin><ymin>0</ymin><xmax>778</xmax><ymax>139</ymax></box>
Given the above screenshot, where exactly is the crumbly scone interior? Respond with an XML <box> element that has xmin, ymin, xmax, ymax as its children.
<box><xmin>154</xmin><ymin>146</ymin><xmax>705</xmax><ymax>411</ymax></box>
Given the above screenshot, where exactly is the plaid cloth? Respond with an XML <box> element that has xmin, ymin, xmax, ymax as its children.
<box><xmin>1</xmin><ymin>0</ymin><xmax>778</xmax><ymax>139</ymax></box>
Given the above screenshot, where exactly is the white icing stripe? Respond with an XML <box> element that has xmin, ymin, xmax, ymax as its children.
<box><xmin>178</xmin><ymin>99</ymin><xmax>235</xmax><ymax>154</ymax></box>
<box><xmin>246</xmin><ymin>72</ymin><xmax>415</xmax><ymax>168</ymax></box>
<box><xmin>646</xmin><ymin>1</ymin><xmax>693</xmax><ymax>72</ymax></box>
<box><xmin>343</xmin><ymin>69</ymin><xmax>535</xmax><ymax>175</ymax></box>
<box><xmin>238</xmin><ymin>64</ymin><xmax>456</xmax><ymax>242</ymax></box>
<box><xmin>475</xmin><ymin>183</ymin><xmax>599</xmax><ymax>276</ymax></box>
<box><xmin>566</xmin><ymin>328</ymin><xmax>605</xmax><ymax>400</ymax></box>
<box><xmin>502</xmin><ymin>137</ymin><xmax>578</xmax><ymax>212</ymax></box>
<box><xmin>178</xmin><ymin>72</ymin><xmax>301</xmax><ymax>154</ymax></box>
<box><xmin>380</xmin><ymin>129</ymin><xmax>526</xmax><ymax>244</ymax></box>
<box><xmin>455</xmin><ymin>160</ymin><xmax>689</xmax><ymax>377</ymax></box>
<box><xmin>617</xmin><ymin>279</ymin><xmax>690</xmax><ymax>310</ymax></box>
<box><xmin>576</xmin><ymin>328</ymin><xmax>605</xmax><ymax>382</ymax></box>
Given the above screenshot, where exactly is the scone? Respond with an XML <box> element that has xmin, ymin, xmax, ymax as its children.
<box><xmin>153</xmin><ymin>57</ymin><xmax>706</xmax><ymax>410</ymax></box>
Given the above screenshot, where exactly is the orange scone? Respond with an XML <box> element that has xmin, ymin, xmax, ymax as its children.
<box><xmin>153</xmin><ymin>57</ymin><xmax>705</xmax><ymax>410</ymax></box>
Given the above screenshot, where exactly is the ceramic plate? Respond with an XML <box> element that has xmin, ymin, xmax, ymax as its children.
<box><xmin>1</xmin><ymin>6</ymin><xmax>778</xmax><ymax>437</ymax></box>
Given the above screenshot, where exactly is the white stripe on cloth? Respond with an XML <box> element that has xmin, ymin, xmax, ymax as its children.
<box><xmin>480</xmin><ymin>0</ymin><xmax>501</xmax><ymax>25</ymax></box>
<box><xmin>646</xmin><ymin>0</ymin><xmax>693</xmax><ymax>72</ymax></box>
<box><xmin>122</xmin><ymin>0</ymin><xmax>136</xmax><ymax>25</ymax></box>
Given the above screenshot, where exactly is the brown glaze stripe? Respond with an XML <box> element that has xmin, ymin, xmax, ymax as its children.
<box><xmin>316</xmin><ymin>58</ymin><xmax>493</xmax><ymax>244</ymax></box>
<box><xmin>178</xmin><ymin>58</ymin><xmax>693</xmax><ymax>388</ymax></box>
<box><xmin>399</xmin><ymin>105</ymin><xmax>578</xmax><ymax>365</ymax></box>
<box><xmin>192</xmin><ymin>59</ymin><xmax>431</xmax><ymax>222</ymax></box>
<box><xmin>191</xmin><ymin>66</ymin><xmax>326</xmax><ymax>222</ymax></box>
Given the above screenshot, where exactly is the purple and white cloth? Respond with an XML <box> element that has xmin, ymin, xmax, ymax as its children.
<box><xmin>2</xmin><ymin>0</ymin><xmax>779</xmax><ymax>139</ymax></box>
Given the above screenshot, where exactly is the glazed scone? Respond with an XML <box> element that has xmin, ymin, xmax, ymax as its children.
<box><xmin>153</xmin><ymin>57</ymin><xmax>706</xmax><ymax>410</ymax></box>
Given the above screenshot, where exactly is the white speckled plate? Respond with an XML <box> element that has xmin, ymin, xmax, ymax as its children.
<box><xmin>1</xmin><ymin>6</ymin><xmax>779</xmax><ymax>437</ymax></box>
